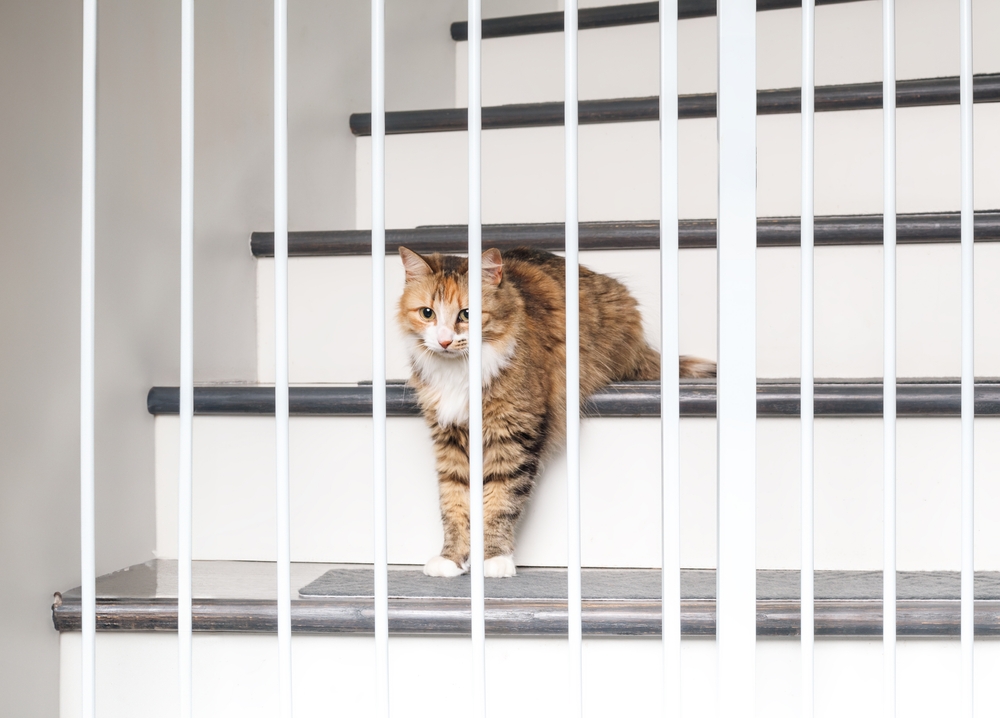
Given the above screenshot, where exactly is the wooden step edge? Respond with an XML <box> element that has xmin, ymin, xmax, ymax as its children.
<box><xmin>249</xmin><ymin>210</ymin><xmax>1000</xmax><ymax>257</ymax></box>
<box><xmin>449</xmin><ymin>0</ymin><xmax>866</xmax><ymax>42</ymax></box>
<box><xmin>146</xmin><ymin>380</ymin><xmax>1000</xmax><ymax>418</ymax></box>
<box><xmin>348</xmin><ymin>74</ymin><xmax>1000</xmax><ymax>136</ymax></box>
<box><xmin>51</xmin><ymin>561</ymin><xmax>1000</xmax><ymax>637</ymax></box>
<box><xmin>51</xmin><ymin>595</ymin><xmax>1000</xmax><ymax>637</ymax></box>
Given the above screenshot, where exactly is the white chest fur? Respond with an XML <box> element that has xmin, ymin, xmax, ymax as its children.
<box><xmin>420</xmin><ymin>355</ymin><xmax>471</xmax><ymax>427</ymax></box>
<box><xmin>410</xmin><ymin>340</ymin><xmax>516</xmax><ymax>427</ymax></box>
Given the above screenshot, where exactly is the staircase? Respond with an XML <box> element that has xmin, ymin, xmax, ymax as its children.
<box><xmin>56</xmin><ymin>1</ymin><xmax>1000</xmax><ymax>716</ymax></box>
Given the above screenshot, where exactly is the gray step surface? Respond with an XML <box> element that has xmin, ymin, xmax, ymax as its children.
<box><xmin>51</xmin><ymin>560</ymin><xmax>1000</xmax><ymax>637</ymax></box>
<box><xmin>146</xmin><ymin>379</ymin><xmax>1000</xmax><ymax>418</ymax></box>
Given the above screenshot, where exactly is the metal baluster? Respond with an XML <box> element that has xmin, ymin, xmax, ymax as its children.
<box><xmin>659</xmin><ymin>0</ymin><xmax>681</xmax><ymax>715</ymax></box>
<box><xmin>801</xmin><ymin>0</ymin><xmax>816</xmax><ymax>716</ymax></box>
<box><xmin>273</xmin><ymin>0</ymin><xmax>293</xmax><ymax>715</ymax></box>
<box><xmin>179</xmin><ymin>0</ymin><xmax>195</xmax><ymax>716</ymax></box>
<box><xmin>467</xmin><ymin>1</ymin><xmax>486</xmax><ymax>715</ymax></box>
<box><xmin>716</xmin><ymin>1</ymin><xmax>757</xmax><ymax>715</ymax></box>
<box><xmin>882</xmin><ymin>1</ymin><xmax>897</xmax><ymax>715</ymax></box>
<box><xmin>959</xmin><ymin>0</ymin><xmax>975</xmax><ymax>714</ymax></box>
<box><xmin>371</xmin><ymin>0</ymin><xmax>390</xmax><ymax>715</ymax></box>
<box><xmin>80</xmin><ymin>1</ymin><xmax>98</xmax><ymax>716</ymax></box>
<box><xmin>565</xmin><ymin>0</ymin><xmax>582</xmax><ymax>716</ymax></box>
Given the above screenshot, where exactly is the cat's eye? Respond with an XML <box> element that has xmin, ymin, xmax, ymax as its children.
<box><xmin>420</xmin><ymin>307</ymin><xmax>435</xmax><ymax>320</ymax></box>
<box><xmin>458</xmin><ymin>308</ymin><xmax>470</xmax><ymax>322</ymax></box>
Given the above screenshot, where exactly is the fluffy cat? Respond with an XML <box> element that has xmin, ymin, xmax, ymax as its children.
<box><xmin>397</xmin><ymin>246</ymin><xmax>715</xmax><ymax>578</ymax></box>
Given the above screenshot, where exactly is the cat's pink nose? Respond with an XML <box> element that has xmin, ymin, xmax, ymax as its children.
<box><xmin>439</xmin><ymin>338</ymin><xmax>453</xmax><ymax>349</ymax></box>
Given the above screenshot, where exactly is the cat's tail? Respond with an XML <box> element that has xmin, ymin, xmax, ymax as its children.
<box><xmin>628</xmin><ymin>346</ymin><xmax>717</xmax><ymax>380</ymax></box>
<box><xmin>679</xmin><ymin>355</ymin><xmax>716</xmax><ymax>378</ymax></box>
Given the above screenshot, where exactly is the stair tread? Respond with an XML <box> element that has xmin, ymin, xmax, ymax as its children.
<box><xmin>51</xmin><ymin>560</ymin><xmax>1000</xmax><ymax>637</ymax></box>
<box><xmin>146</xmin><ymin>380</ymin><xmax>1000</xmax><ymax>418</ymax></box>
<box><xmin>348</xmin><ymin>74</ymin><xmax>1000</xmax><ymax>136</ymax></box>
<box><xmin>250</xmin><ymin>210</ymin><xmax>1000</xmax><ymax>257</ymax></box>
<box><xmin>449</xmin><ymin>0</ymin><xmax>865</xmax><ymax>41</ymax></box>
<box><xmin>299</xmin><ymin>566</ymin><xmax>1000</xmax><ymax>602</ymax></box>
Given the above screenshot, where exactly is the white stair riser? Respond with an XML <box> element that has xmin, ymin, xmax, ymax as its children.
<box><xmin>154</xmin><ymin>414</ymin><xmax>1000</xmax><ymax>571</ymax></box>
<box><xmin>455</xmin><ymin>0</ymin><xmax>1000</xmax><ymax>107</ymax></box>
<box><xmin>256</xmin><ymin>244</ymin><xmax>1000</xmax><ymax>384</ymax></box>
<box><xmin>354</xmin><ymin>107</ymin><xmax>1000</xmax><ymax>228</ymax></box>
<box><xmin>59</xmin><ymin>632</ymin><xmax>1000</xmax><ymax>718</ymax></box>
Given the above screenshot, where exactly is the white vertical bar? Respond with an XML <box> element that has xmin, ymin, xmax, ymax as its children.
<box><xmin>274</xmin><ymin>0</ymin><xmax>292</xmax><ymax>716</ymax></box>
<box><xmin>564</xmin><ymin>1</ymin><xmax>582</xmax><ymax>716</ymax></box>
<box><xmin>179</xmin><ymin>0</ymin><xmax>195</xmax><ymax>716</ymax></box>
<box><xmin>371</xmin><ymin>0</ymin><xmax>390</xmax><ymax>716</ymax></box>
<box><xmin>467</xmin><ymin>1</ymin><xmax>486</xmax><ymax>716</ymax></box>
<box><xmin>659</xmin><ymin>0</ymin><xmax>681</xmax><ymax>715</ymax></box>
<box><xmin>715</xmin><ymin>1</ymin><xmax>756</xmax><ymax>716</ymax></box>
<box><xmin>882</xmin><ymin>0</ymin><xmax>896</xmax><ymax>716</ymax></box>
<box><xmin>959</xmin><ymin>0</ymin><xmax>975</xmax><ymax>715</ymax></box>
<box><xmin>800</xmin><ymin>0</ymin><xmax>815</xmax><ymax>717</ymax></box>
<box><xmin>80</xmin><ymin>1</ymin><xmax>97</xmax><ymax>717</ymax></box>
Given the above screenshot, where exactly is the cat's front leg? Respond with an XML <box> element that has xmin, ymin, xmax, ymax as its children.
<box><xmin>424</xmin><ymin>423</ymin><xmax>471</xmax><ymax>577</ymax></box>
<box><xmin>480</xmin><ymin>435</ymin><xmax>542</xmax><ymax>578</ymax></box>
<box><xmin>424</xmin><ymin>475</ymin><xmax>470</xmax><ymax>576</ymax></box>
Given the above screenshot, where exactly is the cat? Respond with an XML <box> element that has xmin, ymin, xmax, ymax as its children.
<box><xmin>396</xmin><ymin>246</ymin><xmax>716</xmax><ymax>578</ymax></box>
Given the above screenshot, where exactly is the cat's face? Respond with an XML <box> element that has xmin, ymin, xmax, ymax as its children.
<box><xmin>397</xmin><ymin>247</ymin><xmax>504</xmax><ymax>360</ymax></box>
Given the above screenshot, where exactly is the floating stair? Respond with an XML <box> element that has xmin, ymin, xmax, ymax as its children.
<box><xmin>145</xmin><ymin>377</ymin><xmax>1000</xmax><ymax>569</ymax></box>
<box><xmin>449</xmin><ymin>0</ymin><xmax>868</xmax><ymax>40</ymax></box>
<box><xmin>351</xmin><ymin>112</ymin><xmax>999</xmax><ymax>229</ymax></box>
<box><xmin>252</xmin><ymin>245</ymin><xmax>1000</xmax><ymax>382</ymax></box>
<box><xmin>52</xmin><ymin>560</ymin><xmax>1000</xmax><ymax>637</ymax></box>
<box><xmin>147</xmin><ymin>379</ymin><xmax>1000</xmax><ymax>418</ymax></box>
<box><xmin>350</xmin><ymin>74</ymin><xmax>1000</xmax><ymax>136</ymax></box>
<box><xmin>250</xmin><ymin>210</ymin><xmax>1000</xmax><ymax>256</ymax></box>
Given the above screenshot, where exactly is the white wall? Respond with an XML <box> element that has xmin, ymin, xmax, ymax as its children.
<box><xmin>0</xmin><ymin>6</ymin><xmax>83</xmax><ymax>717</ymax></box>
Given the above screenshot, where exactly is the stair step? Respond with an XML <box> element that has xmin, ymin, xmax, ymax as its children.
<box><xmin>351</xmin><ymin>112</ymin><xmax>1000</xmax><ymax>227</ymax></box>
<box><xmin>147</xmin><ymin>380</ymin><xmax>1000</xmax><ymax>418</ymax></box>
<box><xmin>349</xmin><ymin>74</ymin><xmax>1000</xmax><ymax>136</ymax></box>
<box><xmin>449</xmin><ymin>0</ymin><xmax>866</xmax><ymax>41</ymax></box>
<box><xmin>51</xmin><ymin>560</ymin><xmax>1000</xmax><ymax>637</ymax></box>
<box><xmin>254</xmin><ymin>246</ymin><xmax>1000</xmax><ymax>382</ymax></box>
<box><xmin>151</xmin><ymin>412</ymin><xmax>1000</xmax><ymax>567</ymax></box>
<box><xmin>250</xmin><ymin>210</ymin><xmax>1000</xmax><ymax>257</ymax></box>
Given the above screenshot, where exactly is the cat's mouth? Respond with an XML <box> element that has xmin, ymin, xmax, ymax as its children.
<box><xmin>423</xmin><ymin>340</ymin><xmax>469</xmax><ymax>358</ymax></box>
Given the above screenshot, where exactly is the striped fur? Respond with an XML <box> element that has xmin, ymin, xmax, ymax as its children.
<box><xmin>397</xmin><ymin>246</ymin><xmax>715</xmax><ymax>576</ymax></box>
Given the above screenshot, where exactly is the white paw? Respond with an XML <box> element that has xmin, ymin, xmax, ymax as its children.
<box><xmin>423</xmin><ymin>555</ymin><xmax>466</xmax><ymax>577</ymax></box>
<box><xmin>483</xmin><ymin>554</ymin><xmax>516</xmax><ymax>578</ymax></box>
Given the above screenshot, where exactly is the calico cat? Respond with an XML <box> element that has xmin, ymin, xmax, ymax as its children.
<box><xmin>397</xmin><ymin>246</ymin><xmax>716</xmax><ymax>578</ymax></box>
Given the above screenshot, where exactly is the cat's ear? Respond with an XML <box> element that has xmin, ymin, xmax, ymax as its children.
<box><xmin>482</xmin><ymin>248</ymin><xmax>503</xmax><ymax>287</ymax></box>
<box><xmin>399</xmin><ymin>247</ymin><xmax>432</xmax><ymax>283</ymax></box>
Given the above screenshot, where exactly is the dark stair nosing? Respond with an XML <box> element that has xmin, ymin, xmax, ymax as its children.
<box><xmin>52</xmin><ymin>596</ymin><xmax>1000</xmax><ymax>638</ymax></box>
<box><xmin>250</xmin><ymin>210</ymin><xmax>1000</xmax><ymax>257</ymax></box>
<box><xmin>450</xmin><ymin>0</ymin><xmax>867</xmax><ymax>41</ymax></box>
<box><xmin>147</xmin><ymin>380</ymin><xmax>1000</xmax><ymax>418</ymax></box>
<box><xmin>52</xmin><ymin>562</ymin><xmax>1000</xmax><ymax>637</ymax></box>
<box><xmin>349</xmin><ymin>74</ymin><xmax>1000</xmax><ymax>136</ymax></box>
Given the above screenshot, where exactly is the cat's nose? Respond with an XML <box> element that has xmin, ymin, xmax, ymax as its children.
<box><xmin>439</xmin><ymin>338</ymin><xmax>453</xmax><ymax>349</ymax></box>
